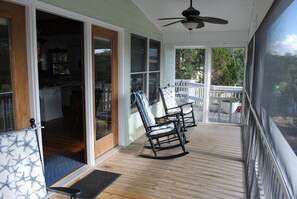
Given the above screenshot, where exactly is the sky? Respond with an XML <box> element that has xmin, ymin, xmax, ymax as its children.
<box><xmin>268</xmin><ymin>0</ymin><xmax>297</xmax><ymax>55</ymax></box>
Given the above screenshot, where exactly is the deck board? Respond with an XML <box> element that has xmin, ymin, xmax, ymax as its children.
<box><xmin>51</xmin><ymin>123</ymin><xmax>246</xmax><ymax>199</ymax></box>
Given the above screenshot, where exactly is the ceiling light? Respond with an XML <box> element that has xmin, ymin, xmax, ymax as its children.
<box><xmin>181</xmin><ymin>20</ymin><xmax>198</xmax><ymax>31</ymax></box>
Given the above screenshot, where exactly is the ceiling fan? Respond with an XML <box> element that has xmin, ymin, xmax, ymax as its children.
<box><xmin>158</xmin><ymin>0</ymin><xmax>228</xmax><ymax>31</ymax></box>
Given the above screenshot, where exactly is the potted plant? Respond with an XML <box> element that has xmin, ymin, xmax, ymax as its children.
<box><xmin>209</xmin><ymin>103</ymin><xmax>219</xmax><ymax>112</ymax></box>
<box><xmin>221</xmin><ymin>99</ymin><xmax>240</xmax><ymax>114</ymax></box>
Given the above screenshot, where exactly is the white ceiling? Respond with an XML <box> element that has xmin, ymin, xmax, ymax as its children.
<box><xmin>131</xmin><ymin>0</ymin><xmax>254</xmax><ymax>33</ymax></box>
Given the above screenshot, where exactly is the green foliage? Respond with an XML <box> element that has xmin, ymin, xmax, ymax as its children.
<box><xmin>175</xmin><ymin>49</ymin><xmax>205</xmax><ymax>82</ymax></box>
<box><xmin>212</xmin><ymin>48</ymin><xmax>245</xmax><ymax>86</ymax></box>
<box><xmin>175</xmin><ymin>48</ymin><xmax>245</xmax><ymax>86</ymax></box>
<box><xmin>267</xmin><ymin>53</ymin><xmax>297</xmax><ymax>114</ymax></box>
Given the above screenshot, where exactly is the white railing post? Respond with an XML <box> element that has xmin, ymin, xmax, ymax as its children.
<box><xmin>186</xmin><ymin>80</ymin><xmax>195</xmax><ymax>103</ymax></box>
<box><xmin>174</xmin><ymin>79</ymin><xmax>243</xmax><ymax>124</ymax></box>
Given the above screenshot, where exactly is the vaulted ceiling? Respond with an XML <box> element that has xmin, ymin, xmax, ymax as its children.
<box><xmin>131</xmin><ymin>0</ymin><xmax>254</xmax><ymax>33</ymax></box>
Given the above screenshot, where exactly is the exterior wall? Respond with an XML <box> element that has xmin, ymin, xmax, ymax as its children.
<box><xmin>38</xmin><ymin>0</ymin><xmax>162</xmax><ymax>39</ymax></box>
<box><xmin>34</xmin><ymin>0</ymin><xmax>163</xmax><ymax>146</ymax></box>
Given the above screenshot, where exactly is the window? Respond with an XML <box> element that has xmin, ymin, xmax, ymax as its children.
<box><xmin>131</xmin><ymin>35</ymin><xmax>147</xmax><ymax>93</ymax></box>
<box><xmin>148</xmin><ymin>39</ymin><xmax>160</xmax><ymax>103</ymax></box>
<box><xmin>131</xmin><ymin>34</ymin><xmax>160</xmax><ymax>108</ymax></box>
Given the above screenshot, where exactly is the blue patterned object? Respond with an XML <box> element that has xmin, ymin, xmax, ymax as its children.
<box><xmin>134</xmin><ymin>91</ymin><xmax>175</xmax><ymax>135</ymax></box>
<box><xmin>0</xmin><ymin>129</ymin><xmax>47</xmax><ymax>199</ymax></box>
<box><xmin>134</xmin><ymin>91</ymin><xmax>156</xmax><ymax>126</ymax></box>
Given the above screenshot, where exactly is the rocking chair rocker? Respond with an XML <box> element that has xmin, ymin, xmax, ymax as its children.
<box><xmin>132</xmin><ymin>90</ymin><xmax>189</xmax><ymax>159</ymax></box>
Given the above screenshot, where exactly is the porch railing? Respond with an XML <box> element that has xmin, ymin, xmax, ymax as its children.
<box><xmin>174</xmin><ymin>79</ymin><xmax>243</xmax><ymax>124</ymax></box>
<box><xmin>0</xmin><ymin>91</ymin><xmax>15</xmax><ymax>132</ymax></box>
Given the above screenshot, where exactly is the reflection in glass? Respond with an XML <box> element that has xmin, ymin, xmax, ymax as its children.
<box><xmin>131</xmin><ymin>74</ymin><xmax>147</xmax><ymax>108</ymax></box>
<box><xmin>131</xmin><ymin>34</ymin><xmax>147</xmax><ymax>72</ymax></box>
<box><xmin>149</xmin><ymin>73</ymin><xmax>159</xmax><ymax>103</ymax></box>
<box><xmin>51</xmin><ymin>50</ymin><xmax>69</xmax><ymax>75</ymax></box>
<box><xmin>149</xmin><ymin>40</ymin><xmax>160</xmax><ymax>71</ymax></box>
<box><xmin>0</xmin><ymin>18</ymin><xmax>15</xmax><ymax>132</ymax></box>
<box><xmin>94</xmin><ymin>37</ymin><xmax>112</xmax><ymax>140</ymax></box>
<box><xmin>264</xmin><ymin>0</ymin><xmax>297</xmax><ymax>153</ymax></box>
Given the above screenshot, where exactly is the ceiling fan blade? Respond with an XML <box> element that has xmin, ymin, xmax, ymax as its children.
<box><xmin>196</xmin><ymin>21</ymin><xmax>205</xmax><ymax>29</ymax></box>
<box><xmin>192</xmin><ymin>15</ymin><xmax>228</xmax><ymax>24</ymax></box>
<box><xmin>162</xmin><ymin>20</ymin><xmax>184</xmax><ymax>27</ymax></box>
<box><xmin>158</xmin><ymin>17</ymin><xmax>185</xmax><ymax>20</ymax></box>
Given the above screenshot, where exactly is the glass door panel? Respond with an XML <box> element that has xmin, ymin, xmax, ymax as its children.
<box><xmin>209</xmin><ymin>47</ymin><xmax>244</xmax><ymax>124</ymax></box>
<box><xmin>94</xmin><ymin>37</ymin><xmax>112</xmax><ymax>139</ymax></box>
<box><xmin>0</xmin><ymin>1</ymin><xmax>30</xmax><ymax>129</ymax></box>
<box><xmin>0</xmin><ymin>18</ymin><xmax>15</xmax><ymax>131</ymax></box>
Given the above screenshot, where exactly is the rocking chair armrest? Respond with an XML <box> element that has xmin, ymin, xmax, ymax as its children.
<box><xmin>47</xmin><ymin>187</ymin><xmax>81</xmax><ymax>197</ymax></box>
<box><xmin>148</xmin><ymin>119</ymin><xmax>179</xmax><ymax>129</ymax></box>
<box><xmin>167</xmin><ymin>106</ymin><xmax>182</xmax><ymax>111</ymax></box>
<box><xmin>178</xmin><ymin>102</ymin><xmax>194</xmax><ymax>107</ymax></box>
<box><xmin>155</xmin><ymin>113</ymin><xmax>180</xmax><ymax>121</ymax></box>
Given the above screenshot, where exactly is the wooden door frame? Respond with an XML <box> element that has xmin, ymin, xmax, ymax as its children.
<box><xmin>0</xmin><ymin>1</ymin><xmax>30</xmax><ymax>129</ymax></box>
<box><xmin>92</xmin><ymin>25</ymin><xmax>118</xmax><ymax>158</ymax></box>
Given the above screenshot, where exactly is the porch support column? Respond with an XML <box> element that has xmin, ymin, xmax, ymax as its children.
<box><xmin>203</xmin><ymin>46</ymin><xmax>212</xmax><ymax>123</ymax></box>
<box><xmin>163</xmin><ymin>45</ymin><xmax>175</xmax><ymax>86</ymax></box>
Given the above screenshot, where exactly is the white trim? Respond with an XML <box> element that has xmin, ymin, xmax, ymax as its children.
<box><xmin>50</xmin><ymin>165</ymin><xmax>92</xmax><ymax>187</ymax></box>
<box><xmin>206</xmin><ymin>43</ymin><xmax>247</xmax><ymax>48</ymax></box>
<box><xmin>204</xmin><ymin>47</ymin><xmax>212</xmax><ymax>123</ymax></box>
<box><xmin>173</xmin><ymin>45</ymin><xmax>206</xmax><ymax>49</ymax></box>
<box><xmin>130</xmin><ymin>34</ymin><xmax>162</xmax><ymax>103</ymax></box>
<box><xmin>25</xmin><ymin>4</ymin><xmax>39</xmax><ymax>129</ymax></box>
<box><xmin>84</xmin><ymin>22</ymin><xmax>95</xmax><ymax>166</ymax></box>
<box><xmin>118</xmin><ymin>30</ymin><xmax>125</xmax><ymax>146</ymax></box>
<box><xmin>24</xmin><ymin>2</ymin><xmax>46</xmax><ymax>163</ymax></box>
<box><xmin>8</xmin><ymin>0</ymin><xmax>126</xmax><ymax>166</ymax></box>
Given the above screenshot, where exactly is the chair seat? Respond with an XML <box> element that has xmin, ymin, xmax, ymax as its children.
<box><xmin>150</xmin><ymin>123</ymin><xmax>175</xmax><ymax>135</ymax></box>
<box><xmin>167</xmin><ymin>106</ymin><xmax>192</xmax><ymax>115</ymax></box>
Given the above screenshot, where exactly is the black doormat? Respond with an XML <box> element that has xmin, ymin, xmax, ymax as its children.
<box><xmin>70</xmin><ymin>170</ymin><xmax>121</xmax><ymax>199</ymax></box>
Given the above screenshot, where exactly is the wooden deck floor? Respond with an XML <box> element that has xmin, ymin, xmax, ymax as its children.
<box><xmin>53</xmin><ymin>123</ymin><xmax>246</xmax><ymax>199</ymax></box>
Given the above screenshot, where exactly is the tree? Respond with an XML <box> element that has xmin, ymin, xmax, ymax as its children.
<box><xmin>175</xmin><ymin>49</ymin><xmax>205</xmax><ymax>82</ymax></box>
<box><xmin>211</xmin><ymin>48</ymin><xmax>244</xmax><ymax>86</ymax></box>
<box><xmin>175</xmin><ymin>48</ymin><xmax>244</xmax><ymax>86</ymax></box>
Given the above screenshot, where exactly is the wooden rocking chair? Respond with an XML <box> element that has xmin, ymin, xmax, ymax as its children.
<box><xmin>159</xmin><ymin>86</ymin><xmax>197</xmax><ymax>130</ymax></box>
<box><xmin>132</xmin><ymin>90</ymin><xmax>189</xmax><ymax>159</ymax></box>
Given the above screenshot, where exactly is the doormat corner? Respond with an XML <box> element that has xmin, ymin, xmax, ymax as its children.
<box><xmin>70</xmin><ymin>169</ymin><xmax>121</xmax><ymax>199</ymax></box>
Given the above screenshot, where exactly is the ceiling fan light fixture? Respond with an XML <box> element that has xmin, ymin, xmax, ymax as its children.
<box><xmin>181</xmin><ymin>20</ymin><xmax>198</xmax><ymax>31</ymax></box>
<box><xmin>158</xmin><ymin>0</ymin><xmax>228</xmax><ymax>31</ymax></box>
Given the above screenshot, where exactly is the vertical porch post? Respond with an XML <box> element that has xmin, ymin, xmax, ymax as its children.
<box><xmin>203</xmin><ymin>46</ymin><xmax>212</xmax><ymax>123</ymax></box>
